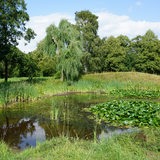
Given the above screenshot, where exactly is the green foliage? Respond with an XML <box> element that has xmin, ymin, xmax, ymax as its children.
<box><xmin>2</xmin><ymin>46</ymin><xmax>26</xmax><ymax>78</ymax></box>
<box><xmin>75</xmin><ymin>10</ymin><xmax>99</xmax><ymax>43</ymax></box>
<box><xmin>131</xmin><ymin>30</ymin><xmax>160</xmax><ymax>74</ymax></box>
<box><xmin>36</xmin><ymin>33</ymin><xmax>56</xmax><ymax>56</ymax></box>
<box><xmin>45</xmin><ymin>19</ymin><xmax>83</xmax><ymax>82</ymax></box>
<box><xmin>110</xmin><ymin>89</ymin><xmax>160</xmax><ymax>99</ymax></box>
<box><xmin>87</xmin><ymin>37</ymin><xmax>106</xmax><ymax>72</ymax></box>
<box><xmin>1</xmin><ymin>8</ymin><xmax>160</xmax><ymax>81</ymax></box>
<box><xmin>29</xmin><ymin>51</ymin><xmax>56</xmax><ymax>77</ymax></box>
<box><xmin>90</xmin><ymin>100</ymin><xmax>160</xmax><ymax>127</ymax></box>
<box><xmin>0</xmin><ymin>46</ymin><xmax>41</xmax><ymax>79</ymax></box>
<box><xmin>19</xmin><ymin>53</ymin><xmax>39</xmax><ymax>80</ymax></box>
<box><xmin>0</xmin><ymin>0</ymin><xmax>35</xmax><ymax>82</ymax></box>
<box><xmin>75</xmin><ymin>10</ymin><xmax>100</xmax><ymax>72</ymax></box>
<box><xmin>104</xmin><ymin>36</ymin><xmax>128</xmax><ymax>71</ymax></box>
<box><xmin>0</xmin><ymin>0</ymin><xmax>31</xmax><ymax>46</ymax></box>
<box><xmin>0</xmin><ymin>81</ymin><xmax>37</xmax><ymax>106</ymax></box>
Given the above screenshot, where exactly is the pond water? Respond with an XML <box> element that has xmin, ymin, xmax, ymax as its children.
<box><xmin>0</xmin><ymin>94</ymin><xmax>134</xmax><ymax>150</ymax></box>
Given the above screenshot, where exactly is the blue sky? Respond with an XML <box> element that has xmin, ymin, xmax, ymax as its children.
<box><xmin>18</xmin><ymin>0</ymin><xmax>160</xmax><ymax>52</ymax></box>
<box><xmin>25</xmin><ymin>0</ymin><xmax>160</xmax><ymax>21</ymax></box>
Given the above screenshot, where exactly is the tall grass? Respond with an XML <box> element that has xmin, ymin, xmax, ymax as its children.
<box><xmin>0</xmin><ymin>141</ymin><xmax>14</xmax><ymax>160</ymax></box>
<box><xmin>0</xmin><ymin>72</ymin><xmax>160</xmax><ymax>107</ymax></box>
<box><xmin>1</xmin><ymin>128</ymin><xmax>159</xmax><ymax>160</ymax></box>
<box><xmin>0</xmin><ymin>82</ymin><xmax>38</xmax><ymax>107</ymax></box>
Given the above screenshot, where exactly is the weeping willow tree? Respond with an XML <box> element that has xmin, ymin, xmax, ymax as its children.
<box><xmin>46</xmin><ymin>19</ymin><xmax>83</xmax><ymax>82</ymax></box>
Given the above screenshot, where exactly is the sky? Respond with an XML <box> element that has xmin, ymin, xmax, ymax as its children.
<box><xmin>18</xmin><ymin>0</ymin><xmax>160</xmax><ymax>53</ymax></box>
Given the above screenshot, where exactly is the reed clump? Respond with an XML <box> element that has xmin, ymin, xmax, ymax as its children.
<box><xmin>0</xmin><ymin>82</ymin><xmax>37</xmax><ymax>106</ymax></box>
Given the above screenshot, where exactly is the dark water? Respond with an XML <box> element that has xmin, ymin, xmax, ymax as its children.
<box><xmin>0</xmin><ymin>94</ymin><xmax>133</xmax><ymax>150</ymax></box>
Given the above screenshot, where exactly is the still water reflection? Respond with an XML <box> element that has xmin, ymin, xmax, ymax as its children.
<box><xmin>0</xmin><ymin>94</ymin><xmax>132</xmax><ymax>150</ymax></box>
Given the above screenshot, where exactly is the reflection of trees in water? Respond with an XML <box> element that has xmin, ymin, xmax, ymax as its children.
<box><xmin>39</xmin><ymin>97</ymin><xmax>102</xmax><ymax>140</ymax></box>
<box><xmin>42</xmin><ymin>119</ymin><xmax>101</xmax><ymax>140</ymax></box>
<box><xmin>0</xmin><ymin>116</ymin><xmax>35</xmax><ymax>148</ymax></box>
<box><xmin>0</xmin><ymin>94</ymin><xmax>106</xmax><ymax>149</ymax></box>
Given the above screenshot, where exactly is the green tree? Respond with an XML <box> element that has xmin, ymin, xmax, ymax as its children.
<box><xmin>117</xmin><ymin>35</ymin><xmax>133</xmax><ymax>71</ymax></box>
<box><xmin>0</xmin><ymin>46</ymin><xmax>38</xmax><ymax>79</ymax></box>
<box><xmin>131</xmin><ymin>30</ymin><xmax>160</xmax><ymax>74</ymax></box>
<box><xmin>4</xmin><ymin>46</ymin><xmax>26</xmax><ymax>77</ymax></box>
<box><xmin>75</xmin><ymin>10</ymin><xmax>99</xmax><ymax>72</ymax></box>
<box><xmin>19</xmin><ymin>53</ymin><xmax>39</xmax><ymax>80</ymax></box>
<box><xmin>45</xmin><ymin>19</ymin><xmax>83</xmax><ymax>82</ymax></box>
<box><xmin>104</xmin><ymin>36</ymin><xmax>128</xmax><ymax>71</ymax></box>
<box><xmin>87</xmin><ymin>37</ymin><xmax>106</xmax><ymax>72</ymax></box>
<box><xmin>31</xmin><ymin>50</ymin><xmax>56</xmax><ymax>77</ymax></box>
<box><xmin>0</xmin><ymin>0</ymin><xmax>36</xmax><ymax>82</ymax></box>
<box><xmin>75</xmin><ymin>10</ymin><xmax>98</xmax><ymax>52</ymax></box>
<box><xmin>32</xmin><ymin>32</ymin><xmax>57</xmax><ymax>77</ymax></box>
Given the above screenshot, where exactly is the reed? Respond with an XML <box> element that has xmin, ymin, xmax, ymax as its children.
<box><xmin>0</xmin><ymin>72</ymin><xmax>160</xmax><ymax>108</ymax></box>
<box><xmin>0</xmin><ymin>81</ymin><xmax>38</xmax><ymax>107</ymax></box>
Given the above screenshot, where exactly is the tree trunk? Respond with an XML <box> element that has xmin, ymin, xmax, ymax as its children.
<box><xmin>4</xmin><ymin>59</ymin><xmax>8</xmax><ymax>82</ymax></box>
<box><xmin>61</xmin><ymin>69</ymin><xmax>64</xmax><ymax>81</ymax></box>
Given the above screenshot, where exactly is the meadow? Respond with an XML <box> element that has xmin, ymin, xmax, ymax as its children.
<box><xmin>0</xmin><ymin>72</ymin><xmax>160</xmax><ymax>160</ymax></box>
<box><xmin>0</xmin><ymin>72</ymin><xmax>160</xmax><ymax>107</ymax></box>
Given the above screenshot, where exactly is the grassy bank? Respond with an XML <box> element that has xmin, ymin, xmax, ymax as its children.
<box><xmin>0</xmin><ymin>72</ymin><xmax>160</xmax><ymax>107</ymax></box>
<box><xmin>0</xmin><ymin>127</ymin><xmax>159</xmax><ymax>160</ymax></box>
<box><xmin>0</xmin><ymin>72</ymin><xmax>160</xmax><ymax>160</ymax></box>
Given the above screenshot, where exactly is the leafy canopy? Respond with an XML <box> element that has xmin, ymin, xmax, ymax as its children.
<box><xmin>39</xmin><ymin>19</ymin><xmax>83</xmax><ymax>82</ymax></box>
<box><xmin>0</xmin><ymin>0</ymin><xmax>36</xmax><ymax>81</ymax></box>
<box><xmin>0</xmin><ymin>0</ymin><xmax>35</xmax><ymax>48</ymax></box>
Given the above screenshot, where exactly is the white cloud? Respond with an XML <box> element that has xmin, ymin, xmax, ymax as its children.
<box><xmin>97</xmin><ymin>11</ymin><xmax>160</xmax><ymax>39</ymax></box>
<box><xmin>18</xmin><ymin>11</ymin><xmax>160</xmax><ymax>53</ymax></box>
<box><xmin>18</xmin><ymin>13</ymin><xmax>74</xmax><ymax>53</ymax></box>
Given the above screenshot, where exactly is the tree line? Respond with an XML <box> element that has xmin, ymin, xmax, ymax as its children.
<box><xmin>0</xmin><ymin>5</ymin><xmax>160</xmax><ymax>82</ymax></box>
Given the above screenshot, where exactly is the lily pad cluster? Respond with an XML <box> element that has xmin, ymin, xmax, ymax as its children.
<box><xmin>90</xmin><ymin>100</ymin><xmax>160</xmax><ymax>127</ymax></box>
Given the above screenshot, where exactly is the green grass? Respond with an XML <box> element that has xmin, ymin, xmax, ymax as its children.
<box><xmin>0</xmin><ymin>72</ymin><xmax>160</xmax><ymax>159</ymax></box>
<box><xmin>0</xmin><ymin>72</ymin><xmax>160</xmax><ymax>107</ymax></box>
<box><xmin>0</xmin><ymin>81</ymin><xmax>38</xmax><ymax>106</ymax></box>
<box><xmin>110</xmin><ymin>89</ymin><xmax>160</xmax><ymax>99</ymax></box>
<box><xmin>0</xmin><ymin>128</ymin><xmax>159</xmax><ymax>160</ymax></box>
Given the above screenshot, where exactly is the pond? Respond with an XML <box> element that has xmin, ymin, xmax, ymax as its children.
<box><xmin>0</xmin><ymin>94</ymin><xmax>133</xmax><ymax>150</ymax></box>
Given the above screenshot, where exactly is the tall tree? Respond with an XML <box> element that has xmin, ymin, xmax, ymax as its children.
<box><xmin>104</xmin><ymin>36</ymin><xmax>128</xmax><ymax>72</ymax></box>
<box><xmin>45</xmin><ymin>19</ymin><xmax>83</xmax><ymax>82</ymax></box>
<box><xmin>87</xmin><ymin>37</ymin><xmax>105</xmax><ymax>72</ymax></box>
<box><xmin>131</xmin><ymin>30</ymin><xmax>160</xmax><ymax>74</ymax></box>
<box><xmin>75</xmin><ymin>10</ymin><xmax>99</xmax><ymax>72</ymax></box>
<box><xmin>3</xmin><ymin>46</ymin><xmax>26</xmax><ymax>77</ymax></box>
<box><xmin>117</xmin><ymin>35</ymin><xmax>133</xmax><ymax>71</ymax></box>
<box><xmin>0</xmin><ymin>0</ymin><xmax>35</xmax><ymax>82</ymax></box>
